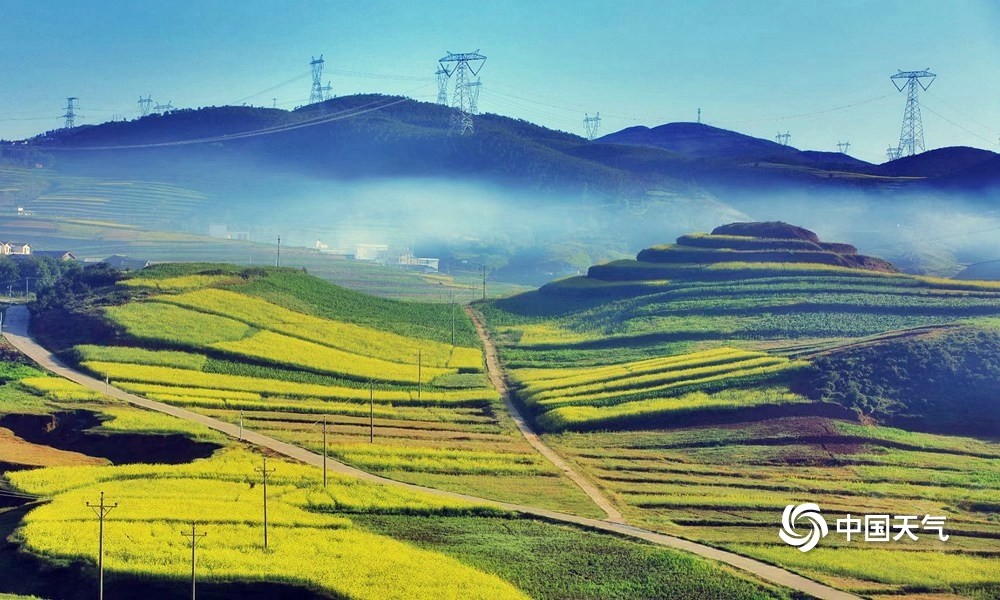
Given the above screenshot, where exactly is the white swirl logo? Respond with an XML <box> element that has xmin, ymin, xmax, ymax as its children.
<box><xmin>779</xmin><ymin>503</ymin><xmax>828</xmax><ymax>552</ymax></box>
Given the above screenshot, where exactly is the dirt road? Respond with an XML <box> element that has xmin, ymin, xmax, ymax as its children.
<box><xmin>465</xmin><ymin>305</ymin><xmax>625</xmax><ymax>522</ymax></box>
<box><xmin>2</xmin><ymin>305</ymin><xmax>859</xmax><ymax>600</ymax></box>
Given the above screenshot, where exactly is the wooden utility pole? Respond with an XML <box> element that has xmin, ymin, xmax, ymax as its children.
<box><xmin>417</xmin><ymin>349</ymin><xmax>422</xmax><ymax>401</ymax></box>
<box><xmin>86</xmin><ymin>491</ymin><xmax>118</xmax><ymax>600</ymax></box>
<box><xmin>369</xmin><ymin>380</ymin><xmax>374</xmax><ymax>443</ymax></box>
<box><xmin>254</xmin><ymin>455</ymin><xmax>274</xmax><ymax>549</ymax></box>
<box><xmin>181</xmin><ymin>522</ymin><xmax>206</xmax><ymax>600</ymax></box>
<box><xmin>322</xmin><ymin>415</ymin><xmax>328</xmax><ymax>488</ymax></box>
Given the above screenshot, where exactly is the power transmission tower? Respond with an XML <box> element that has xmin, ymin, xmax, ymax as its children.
<box><xmin>435</xmin><ymin>67</ymin><xmax>449</xmax><ymax>105</ymax></box>
<box><xmin>321</xmin><ymin>81</ymin><xmax>333</xmax><ymax>101</ymax></box>
<box><xmin>584</xmin><ymin>113</ymin><xmax>602</xmax><ymax>141</ymax></box>
<box><xmin>254</xmin><ymin>455</ymin><xmax>274</xmax><ymax>550</ymax></box>
<box><xmin>309</xmin><ymin>55</ymin><xmax>326</xmax><ymax>104</ymax></box>
<box><xmin>138</xmin><ymin>96</ymin><xmax>153</xmax><ymax>117</ymax></box>
<box><xmin>438</xmin><ymin>50</ymin><xmax>487</xmax><ymax>135</ymax></box>
<box><xmin>181</xmin><ymin>523</ymin><xmax>206</xmax><ymax>600</ymax></box>
<box><xmin>63</xmin><ymin>97</ymin><xmax>79</xmax><ymax>128</ymax></box>
<box><xmin>891</xmin><ymin>68</ymin><xmax>936</xmax><ymax>157</ymax></box>
<box><xmin>885</xmin><ymin>146</ymin><xmax>902</xmax><ymax>161</ymax></box>
<box><xmin>86</xmin><ymin>491</ymin><xmax>118</xmax><ymax>600</ymax></box>
<box><xmin>153</xmin><ymin>101</ymin><xmax>174</xmax><ymax>113</ymax></box>
<box><xmin>467</xmin><ymin>79</ymin><xmax>482</xmax><ymax>115</ymax></box>
<box><xmin>775</xmin><ymin>131</ymin><xmax>791</xmax><ymax>146</ymax></box>
<box><xmin>837</xmin><ymin>140</ymin><xmax>851</xmax><ymax>154</ymax></box>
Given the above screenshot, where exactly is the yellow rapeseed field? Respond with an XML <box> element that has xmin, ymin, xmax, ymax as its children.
<box><xmin>8</xmin><ymin>450</ymin><xmax>521</xmax><ymax>600</ymax></box>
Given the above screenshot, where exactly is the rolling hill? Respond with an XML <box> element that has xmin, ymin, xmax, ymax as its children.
<box><xmin>4</xmin><ymin>95</ymin><xmax>998</xmax><ymax>286</ymax></box>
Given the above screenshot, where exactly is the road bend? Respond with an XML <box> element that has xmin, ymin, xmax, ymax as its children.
<box><xmin>3</xmin><ymin>305</ymin><xmax>858</xmax><ymax>600</ymax></box>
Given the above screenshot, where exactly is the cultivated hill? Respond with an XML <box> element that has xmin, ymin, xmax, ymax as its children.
<box><xmin>490</xmin><ymin>221</ymin><xmax>1000</xmax><ymax>435</ymax></box>
<box><xmin>482</xmin><ymin>222</ymin><xmax>1000</xmax><ymax>597</ymax></box>
<box><xmin>484</xmin><ymin>222</ymin><xmax>1000</xmax><ymax>598</ymax></box>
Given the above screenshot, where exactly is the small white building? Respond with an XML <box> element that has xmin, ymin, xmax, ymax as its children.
<box><xmin>398</xmin><ymin>252</ymin><xmax>440</xmax><ymax>272</ymax></box>
<box><xmin>0</xmin><ymin>242</ymin><xmax>30</xmax><ymax>255</ymax></box>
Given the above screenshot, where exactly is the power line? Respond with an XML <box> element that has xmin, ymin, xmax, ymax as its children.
<box><xmin>919</xmin><ymin>99</ymin><xmax>998</xmax><ymax>147</ymax></box>
<box><xmin>230</xmin><ymin>72</ymin><xmax>311</xmax><ymax>106</ymax></box>
<box><xmin>34</xmin><ymin>92</ymin><xmax>425</xmax><ymax>151</ymax></box>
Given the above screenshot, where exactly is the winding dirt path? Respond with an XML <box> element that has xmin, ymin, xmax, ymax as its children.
<box><xmin>465</xmin><ymin>306</ymin><xmax>624</xmax><ymax>523</ymax></box>
<box><xmin>2</xmin><ymin>305</ymin><xmax>859</xmax><ymax>600</ymax></box>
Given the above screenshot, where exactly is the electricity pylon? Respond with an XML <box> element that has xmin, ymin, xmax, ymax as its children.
<box><xmin>891</xmin><ymin>69</ymin><xmax>936</xmax><ymax>157</ymax></box>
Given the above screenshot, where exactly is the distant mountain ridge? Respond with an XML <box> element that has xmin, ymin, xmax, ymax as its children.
<box><xmin>20</xmin><ymin>94</ymin><xmax>999</xmax><ymax>192</ymax></box>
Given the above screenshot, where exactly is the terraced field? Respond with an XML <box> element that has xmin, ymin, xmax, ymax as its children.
<box><xmin>484</xmin><ymin>225</ymin><xmax>1000</xmax><ymax>599</ymax></box>
<box><xmin>41</xmin><ymin>264</ymin><xmax>599</xmax><ymax>514</ymax></box>
<box><xmin>1</xmin><ymin>355</ymin><xmax>803</xmax><ymax>600</ymax></box>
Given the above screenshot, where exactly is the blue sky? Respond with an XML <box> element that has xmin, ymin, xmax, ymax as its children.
<box><xmin>1</xmin><ymin>0</ymin><xmax>997</xmax><ymax>163</ymax></box>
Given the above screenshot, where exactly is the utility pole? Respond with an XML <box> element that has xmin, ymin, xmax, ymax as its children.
<box><xmin>254</xmin><ymin>455</ymin><xmax>274</xmax><ymax>550</ymax></box>
<box><xmin>697</xmin><ymin>107</ymin><xmax>701</xmax><ymax>124</ymax></box>
<box><xmin>86</xmin><ymin>491</ymin><xmax>118</xmax><ymax>600</ymax></box>
<box><xmin>417</xmin><ymin>349</ymin><xmax>422</xmax><ymax>401</ymax></box>
<box><xmin>322</xmin><ymin>415</ymin><xmax>328</xmax><ymax>488</ymax></box>
<box><xmin>275</xmin><ymin>235</ymin><xmax>281</xmax><ymax>267</ymax></box>
<box><xmin>369</xmin><ymin>380</ymin><xmax>374</xmax><ymax>443</ymax></box>
<box><xmin>104</xmin><ymin>375</ymin><xmax>109</xmax><ymax>396</ymax></box>
<box><xmin>450</xmin><ymin>294</ymin><xmax>456</xmax><ymax>346</ymax></box>
<box><xmin>239</xmin><ymin>409</ymin><xmax>243</xmax><ymax>441</ymax></box>
<box><xmin>181</xmin><ymin>522</ymin><xmax>206</xmax><ymax>600</ymax></box>
<box><xmin>478</xmin><ymin>265</ymin><xmax>488</xmax><ymax>301</ymax></box>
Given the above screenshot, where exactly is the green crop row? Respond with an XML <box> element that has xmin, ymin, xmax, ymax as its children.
<box><xmin>73</xmin><ymin>345</ymin><xmax>208</xmax><ymax>370</ymax></box>
<box><xmin>536</xmin><ymin>388</ymin><xmax>810</xmax><ymax>432</ymax></box>
<box><xmin>533</xmin><ymin>361</ymin><xmax>809</xmax><ymax>409</ymax></box>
